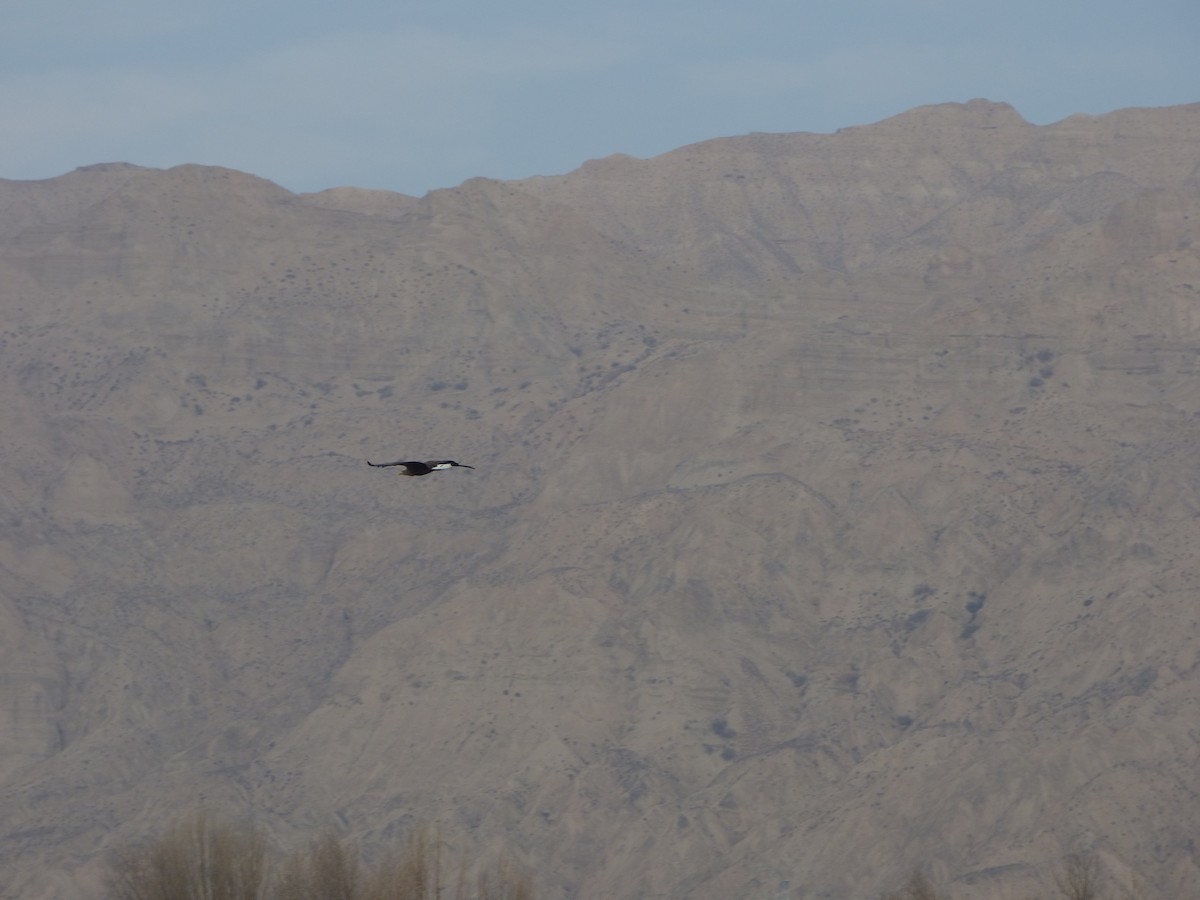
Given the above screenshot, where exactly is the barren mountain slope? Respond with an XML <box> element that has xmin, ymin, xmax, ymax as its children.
<box><xmin>1</xmin><ymin>100</ymin><xmax>1199</xmax><ymax>900</ymax></box>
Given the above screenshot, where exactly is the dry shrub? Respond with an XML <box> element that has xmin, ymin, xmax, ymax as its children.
<box><xmin>882</xmin><ymin>869</ymin><xmax>949</xmax><ymax>900</ymax></box>
<box><xmin>106</xmin><ymin>811</ymin><xmax>268</xmax><ymax>900</ymax></box>
<box><xmin>360</xmin><ymin>826</ymin><xmax>531</xmax><ymax>900</ymax></box>
<box><xmin>107</xmin><ymin>817</ymin><xmax>533</xmax><ymax>900</ymax></box>
<box><xmin>1053</xmin><ymin>852</ymin><xmax>1105</xmax><ymax>900</ymax></box>
<box><xmin>273</xmin><ymin>831</ymin><xmax>361</xmax><ymax>900</ymax></box>
<box><xmin>360</xmin><ymin>826</ymin><xmax>444</xmax><ymax>900</ymax></box>
<box><xmin>473</xmin><ymin>856</ymin><xmax>534</xmax><ymax>900</ymax></box>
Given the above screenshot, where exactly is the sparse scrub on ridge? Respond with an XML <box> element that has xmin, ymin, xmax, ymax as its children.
<box><xmin>1040</xmin><ymin>850</ymin><xmax>1149</xmax><ymax>900</ymax></box>
<box><xmin>877</xmin><ymin>851</ymin><xmax>1157</xmax><ymax>900</ymax></box>
<box><xmin>1049</xmin><ymin>850</ymin><xmax>1132</xmax><ymax>900</ymax></box>
<box><xmin>106</xmin><ymin>814</ymin><xmax>533</xmax><ymax>900</ymax></box>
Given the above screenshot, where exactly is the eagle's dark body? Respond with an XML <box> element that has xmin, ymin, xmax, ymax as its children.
<box><xmin>366</xmin><ymin>459</ymin><xmax>474</xmax><ymax>476</ymax></box>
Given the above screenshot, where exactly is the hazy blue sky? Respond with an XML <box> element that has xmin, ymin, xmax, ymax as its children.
<box><xmin>3</xmin><ymin>0</ymin><xmax>1197</xmax><ymax>195</ymax></box>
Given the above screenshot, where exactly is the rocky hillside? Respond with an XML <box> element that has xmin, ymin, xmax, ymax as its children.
<box><xmin>1</xmin><ymin>99</ymin><xmax>1199</xmax><ymax>899</ymax></box>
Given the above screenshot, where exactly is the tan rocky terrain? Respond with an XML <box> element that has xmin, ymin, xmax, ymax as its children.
<box><xmin>1</xmin><ymin>99</ymin><xmax>1199</xmax><ymax>899</ymax></box>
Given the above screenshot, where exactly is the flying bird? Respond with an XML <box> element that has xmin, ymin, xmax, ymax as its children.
<box><xmin>366</xmin><ymin>459</ymin><xmax>475</xmax><ymax>477</ymax></box>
